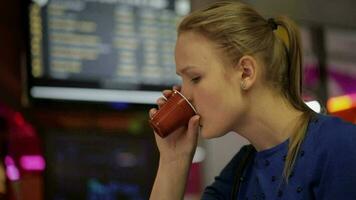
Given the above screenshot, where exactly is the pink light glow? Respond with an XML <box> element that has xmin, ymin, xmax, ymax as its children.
<box><xmin>19</xmin><ymin>155</ymin><xmax>46</xmax><ymax>171</ymax></box>
<box><xmin>6</xmin><ymin>165</ymin><xmax>20</xmax><ymax>181</ymax></box>
<box><xmin>5</xmin><ymin>156</ymin><xmax>15</xmax><ymax>166</ymax></box>
<box><xmin>4</xmin><ymin>156</ymin><xmax>20</xmax><ymax>181</ymax></box>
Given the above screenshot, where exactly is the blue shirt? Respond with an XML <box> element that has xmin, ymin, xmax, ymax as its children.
<box><xmin>202</xmin><ymin>114</ymin><xmax>356</xmax><ymax>200</ymax></box>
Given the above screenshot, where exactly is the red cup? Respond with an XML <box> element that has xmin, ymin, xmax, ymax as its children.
<box><xmin>149</xmin><ymin>90</ymin><xmax>197</xmax><ymax>138</ymax></box>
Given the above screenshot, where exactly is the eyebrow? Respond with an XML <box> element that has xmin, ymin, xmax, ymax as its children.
<box><xmin>176</xmin><ymin>65</ymin><xmax>197</xmax><ymax>76</ymax></box>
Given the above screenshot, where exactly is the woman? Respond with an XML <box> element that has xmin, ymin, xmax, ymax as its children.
<box><xmin>149</xmin><ymin>1</ymin><xmax>356</xmax><ymax>199</ymax></box>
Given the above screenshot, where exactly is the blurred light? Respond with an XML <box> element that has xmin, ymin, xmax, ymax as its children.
<box><xmin>31</xmin><ymin>86</ymin><xmax>161</xmax><ymax>104</ymax></box>
<box><xmin>109</xmin><ymin>102</ymin><xmax>129</xmax><ymax>110</ymax></box>
<box><xmin>13</xmin><ymin>112</ymin><xmax>25</xmax><ymax>126</ymax></box>
<box><xmin>33</xmin><ymin>0</ymin><xmax>48</xmax><ymax>7</ymax></box>
<box><xmin>5</xmin><ymin>156</ymin><xmax>20</xmax><ymax>181</ymax></box>
<box><xmin>175</xmin><ymin>0</ymin><xmax>190</xmax><ymax>15</ymax></box>
<box><xmin>327</xmin><ymin>95</ymin><xmax>354</xmax><ymax>113</ymax></box>
<box><xmin>5</xmin><ymin>156</ymin><xmax>15</xmax><ymax>166</ymax></box>
<box><xmin>6</xmin><ymin>165</ymin><xmax>20</xmax><ymax>181</ymax></box>
<box><xmin>192</xmin><ymin>146</ymin><xmax>206</xmax><ymax>163</ymax></box>
<box><xmin>116</xmin><ymin>152</ymin><xmax>137</xmax><ymax>167</ymax></box>
<box><xmin>19</xmin><ymin>155</ymin><xmax>46</xmax><ymax>171</ymax></box>
<box><xmin>306</xmin><ymin>100</ymin><xmax>321</xmax><ymax>113</ymax></box>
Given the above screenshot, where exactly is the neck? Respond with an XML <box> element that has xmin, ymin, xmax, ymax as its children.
<box><xmin>235</xmin><ymin>89</ymin><xmax>304</xmax><ymax>152</ymax></box>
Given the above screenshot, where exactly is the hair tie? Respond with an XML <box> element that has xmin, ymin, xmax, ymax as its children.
<box><xmin>267</xmin><ymin>18</ymin><xmax>278</xmax><ymax>30</ymax></box>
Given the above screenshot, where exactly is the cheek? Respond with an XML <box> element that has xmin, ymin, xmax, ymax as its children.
<box><xmin>194</xmin><ymin>90</ymin><xmax>234</xmax><ymax>137</ymax></box>
<box><xmin>196</xmin><ymin>86</ymin><xmax>232</xmax><ymax>111</ymax></box>
<box><xmin>194</xmin><ymin>90</ymin><xmax>219</xmax><ymax>114</ymax></box>
<box><xmin>194</xmin><ymin>81</ymin><xmax>240</xmax><ymax>138</ymax></box>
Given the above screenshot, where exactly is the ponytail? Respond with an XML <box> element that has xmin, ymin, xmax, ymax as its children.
<box><xmin>272</xmin><ymin>17</ymin><xmax>315</xmax><ymax>182</ymax></box>
<box><xmin>274</xmin><ymin>17</ymin><xmax>307</xmax><ymax>111</ymax></box>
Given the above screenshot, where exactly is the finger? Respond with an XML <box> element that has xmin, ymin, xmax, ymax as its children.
<box><xmin>173</xmin><ymin>85</ymin><xmax>181</xmax><ymax>91</ymax></box>
<box><xmin>162</xmin><ymin>90</ymin><xmax>173</xmax><ymax>99</ymax></box>
<box><xmin>186</xmin><ymin>115</ymin><xmax>200</xmax><ymax>139</ymax></box>
<box><xmin>156</xmin><ymin>97</ymin><xmax>167</xmax><ymax>108</ymax></box>
<box><xmin>149</xmin><ymin>108</ymin><xmax>157</xmax><ymax>119</ymax></box>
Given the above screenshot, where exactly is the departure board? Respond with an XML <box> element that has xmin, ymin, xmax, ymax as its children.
<box><xmin>27</xmin><ymin>0</ymin><xmax>189</xmax><ymax>104</ymax></box>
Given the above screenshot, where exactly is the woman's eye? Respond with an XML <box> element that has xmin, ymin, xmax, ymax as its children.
<box><xmin>191</xmin><ymin>76</ymin><xmax>201</xmax><ymax>83</ymax></box>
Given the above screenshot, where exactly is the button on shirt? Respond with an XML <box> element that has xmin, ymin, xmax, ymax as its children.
<box><xmin>202</xmin><ymin>114</ymin><xmax>356</xmax><ymax>200</ymax></box>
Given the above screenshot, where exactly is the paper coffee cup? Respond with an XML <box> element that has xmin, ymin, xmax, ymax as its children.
<box><xmin>149</xmin><ymin>90</ymin><xmax>197</xmax><ymax>138</ymax></box>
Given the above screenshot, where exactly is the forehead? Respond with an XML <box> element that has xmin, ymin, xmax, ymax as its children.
<box><xmin>175</xmin><ymin>31</ymin><xmax>228</xmax><ymax>71</ymax></box>
<box><xmin>176</xmin><ymin>31</ymin><xmax>214</xmax><ymax>49</ymax></box>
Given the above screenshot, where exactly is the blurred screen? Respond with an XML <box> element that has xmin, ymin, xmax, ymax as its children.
<box><xmin>26</xmin><ymin>0</ymin><xmax>190</xmax><ymax>104</ymax></box>
<box><xmin>43</xmin><ymin>130</ymin><xmax>158</xmax><ymax>200</ymax></box>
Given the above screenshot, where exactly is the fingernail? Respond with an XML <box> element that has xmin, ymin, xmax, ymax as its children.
<box><xmin>195</xmin><ymin>116</ymin><xmax>200</xmax><ymax>124</ymax></box>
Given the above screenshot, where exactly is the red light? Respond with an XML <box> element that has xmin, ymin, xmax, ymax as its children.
<box><xmin>13</xmin><ymin>112</ymin><xmax>25</xmax><ymax>126</ymax></box>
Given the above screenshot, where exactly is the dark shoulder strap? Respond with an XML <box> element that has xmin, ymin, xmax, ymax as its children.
<box><xmin>230</xmin><ymin>145</ymin><xmax>255</xmax><ymax>200</ymax></box>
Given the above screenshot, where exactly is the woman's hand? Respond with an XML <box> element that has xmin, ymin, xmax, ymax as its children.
<box><xmin>149</xmin><ymin>85</ymin><xmax>201</xmax><ymax>164</ymax></box>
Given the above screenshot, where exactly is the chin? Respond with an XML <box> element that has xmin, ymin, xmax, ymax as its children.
<box><xmin>200</xmin><ymin>127</ymin><xmax>224</xmax><ymax>139</ymax></box>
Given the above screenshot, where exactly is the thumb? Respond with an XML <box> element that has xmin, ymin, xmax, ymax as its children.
<box><xmin>186</xmin><ymin>115</ymin><xmax>200</xmax><ymax>139</ymax></box>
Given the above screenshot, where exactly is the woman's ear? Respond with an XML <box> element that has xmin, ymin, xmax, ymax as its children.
<box><xmin>236</xmin><ymin>55</ymin><xmax>258</xmax><ymax>90</ymax></box>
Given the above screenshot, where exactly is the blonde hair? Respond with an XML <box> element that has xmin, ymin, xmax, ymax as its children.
<box><xmin>178</xmin><ymin>1</ymin><xmax>315</xmax><ymax>182</ymax></box>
